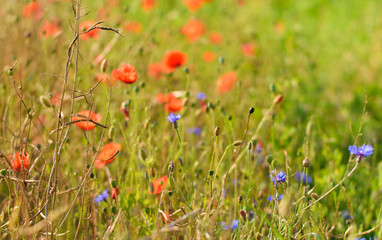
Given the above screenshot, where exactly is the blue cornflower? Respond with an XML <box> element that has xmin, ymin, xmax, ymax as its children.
<box><xmin>195</xmin><ymin>92</ymin><xmax>207</xmax><ymax>100</ymax></box>
<box><xmin>186</xmin><ymin>127</ymin><xmax>202</xmax><ymax>135</ymax></box>
<box><xmin>295</xmin><ymin>172</ymin><xmax>312</xmax><ymax>185</ymax></box>
<box><xmin>94</xmin><ymin>190</ymin><xmax>109</xmax><ymax>205</ymax></box>
<box><xmin>348</xmin><ymin>144</ymin><xmax>374</xmax><ymax>159</ymax></box>
<box><xmin>221</xmin><ymin>219</ymin><xmax>239</xmax><ymax>230</ymax></box>
<box><xmin>340</xmin><ymin>210</ymin><xmax>351</xmax><ymax>220</ymax></box>
<box><xmin>167</xmin><ymin>113</ymin><xmax>182</xmax><ymax>123</ymax></box>
<box><xmin>267</xmin><ymin>194</ymin><xmax>283</xmax><ymax>202</ymax></box>
<box><xmin>270</xmin><ymin>171</ymin><xmax>286</xmax><ymax>183</ymax></box>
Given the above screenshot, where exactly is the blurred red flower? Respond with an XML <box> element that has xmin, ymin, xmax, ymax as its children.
<box><xmin>142</xmin><ymin>0</ymin><xmax>155</xmax><ymax>11</ymax></box>
<box><xmin>148</xmin><ymin>175</ymin><xmax>168</xmax><ymax>195</ymax></box>
<box><xmin>183</xmin><ymin>0</ymin><xmax>205</xmax><ymax>12</ymax></box>
<box><xmin>94</xmin><ymin>142</ymin><xmax>122</xmax><ymax>169</ymax></box>
<box><xmin>124</xmin><ymin>21</ymin><xmax>142</xmax><ymax>33</ymax></box>
<box><xmin>8</xmin><ymin>153</ymin><xmax>30</xmax><ymax>172</ymax></box>
<box><xmin>181</xmin><ymin>19</ymin><xmax>204</xmax><ymax>42</ymax></box>
<box><xmin>23</xmin><ymin>2</ymin><xmax>43</xmax><ymax>20</ymax></box>
<box><xmin>202</xmin><ymin>51</ymin><xmax>215</xmax><ymax>62</ymax></box>
<box><xmin>148</xmin><ymin>63</ymin><xmax>163</xmax><ymax>80</ymax></box>
<box><xmin>156</xmin><ymin>93</ymin><xmax>183</xmax><ymax>113</ymax></box>
<box><xmin>39</xmin><ymin>21</ymin><xmax>60</xmax><ymax>38</ymax></box>
<box><xmin>112</xmin><ymin>64</ymin><xmax>138</xmax><ymax>84</ymax></box>
<box><xmin>79</xmin><ymin>21</ymin><xmax>100</xmax><ymax>40</ymax></box>
<box><xmin>161</xmin><ymin>50</ymin><xmax>188</xmax><ymax>74</ymax></box>
<box><xmin>72</xmin><ymin>110</ymin><xmax>102</xmax><ymax>131</ymax></box>
<box><xmin>241</xmin><ymin>43</ymin><xmax>256</xmax><ymax>56</ymax></box>
<box><xmin>209</xmin><ymin>32</ymin><xmax>223</xmax><ymax>44</ymax></box>
<box><xmin>217</xmin><ymin>71</ymin><xmax>237</xmax><ymax>93</ymax></box>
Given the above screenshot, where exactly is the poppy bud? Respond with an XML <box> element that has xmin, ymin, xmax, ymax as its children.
<box><xmin>208</xmin><ymin>170</ymin><xmax>214</xmax><ymax>176</ymax></box>
<box><xmin>233</xmin><ymin>140</ymin><xmax>242</xmax><ymax>146</ymax></box>
<box><xmin>240</xmin><ymin>209</ymin><xmax>247</xmax><ymax>222</ymax></box>
<box><xmin>8</xmin><ymin>67</ymin><xmax>13</xmax><ymax>76</ymax></box>
<box><xmin>249</xmin><ymin>107</ymin><xmax>255</xmax><ymax>114</ymax></box>
<box><xmin>228</xmin><ymin>115</ymin><xmax>232</xmax><ymax>121</ymax></box>
<box><xmin>266</xmin><ymin>155</ymin><xmax>273</xmax><ymax>164</ymax></box>
<box><xmin>39</xmin><ymin>96</ymin><xmax>51</xmax><ymax>108</ymax></box>
<box><xmin>101</xmin><ymin>59</ymin><xmax>108</xmax><ymax>73</ymax></box>
<box><xmin>238</xmin><ymin>195</ymin><xmax>243</xmax><ymax>203</ymax></box>
<box><xmin>248</xmin><ymin>142</ymin><xmax>252</xmax><ymax>151</ymax></box>
<box><xmin>215</xmin><ymin>126</ymin><xmax>220</xmax><ymax>136</ymax></box>
<box><xmin>111</xmin><ymin>180</ymin><xmax>117</xmax><ymax>188</ymax></box>
<box><xmin>274</xmin><ymin>95</ymin><xmax>283</xmax><ymax>104</ymax></box>
<box><xmin>149</xmin><ymin>167</ymin><xmax>155</xmax><ymax>177</ymax></box>
<box><xmin>303</xmin><ymin>157</ymin><xmax>310</xmax><ymax>168</ymax></box>
<box><xmin>1</xmin><ymin>169</ymin><xmax>7</xmax><ymax>176</ymax></box>
<box><xmin>168</xmin><ymin>161</ymin><xmax>175</xmax><ymax>173</ymax></box>
<box><xmin>112</xmin><ymin>187</ymin><xmax>119</xmax><ymax>200</ymax></box>
<box><xmin>184</xmin><ymin>68</ymin><xmax>189</xmax><ymax>74</ymax></box>
<box><xmin>218</xmin><ymin>57</ymin><xmax>224</xmax><ymax>65</ymax></box>
<box><xmin>269</xmin><ymin>83</ymin><xmax>276</xmax><ymax>92</ymax></box>
<box><xmin>168</xmin><ymin>191</ymin><xmax>173</xmax><ymax>196</ymax></box>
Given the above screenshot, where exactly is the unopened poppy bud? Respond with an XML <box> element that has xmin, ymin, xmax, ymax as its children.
<box><xmin>266</xmin><ymin>155</ymin><xmax>273</xmax><ymax>164</ymax></box>
<box><xmin>100</xmin><ymin>59</ymin><xmax>108</xmax><ymax>73</ymax></box>
<box><xmin>184</xmin><ymin>68</ymin><xmax>189</xmax><ymax>74</ymax></box>
<box><xmin>111</xmin><ymin>180</ymin><xmax>117</xmax><ymax>188</ymax></box>
<box><xmin>249</xmin><ymin>107</ymin><xmax>255</xmax><ymax>114</ymax></box>
<box><xmin>218</xmin><ymin>57</ymin><xmax>224</xmax><ymax>65</ymax></box>
<box><xmin>1</xmin><ymin>169</ymin><xmax>7</xmax><ymax>176</ymax></box>
<box><xmin>215</xmin><ymin>126</ymin><xmax>220</xmax><ymax>136</ymax></box>
<box><xmin>39</xmin><ymin>96</ymin><xmax>51</xmax><ymax>108</ymax></box>
<box><xmin>111</xmin><ymin>206</ymin><xmax>117</xmax><ymax>214</ymax></box>
<box><xmin>228</xmin><ymin>115</ymin><xmax>233</xmax><ymax>121</ymax></box>
<box><xmin>303</xmin><ymin>157</ymin><xmax>310</xmax><ymax>168</ymax></box>
<box><xmin>233</xmin><ymin>140</ymin><xmax>242</xmax><ymax>146</ymax></box>
<box><xmin>90</xmin><ymin>172</ymin><xmax>95</xmax><ymax>178</ymax></box>
<box><xmin>168</xmin><ymin>191</ymin><xmax>173</xmax><ymax>196</ymax></box>
<box><xmin>8</xmin><ymin>67</ymin><xmax>13</xmax><ymax>76</ymax></box>
<box><xmin>248</xmin><ymin>142</ymin><xmax>252</xmax><ymax>151</ymax></box>
<box><xmin>208</xmin><ymin>170</ymin><xmax>214</xmax><ymax>176</ymax></box>
<box><xmin>112</xmin><ymin>187</ymin><xmax>119</xmax><ymax>200</ymax></box>
<box><xmin>274</xmin><ymin>94</ymin><xmax>283</xmax><ymax>104</ymax></box>
<box><xmin>133</xmin><ymin>86</ymin><xmax>140</xmax><ymax>93</ymax></box>
<box><xmin>269</xmin><ymin>83</ymin><xmax>276</xmax><ymax>92</ymax></box>
<box><xmin>168</xmin><ymin>161</ymin><xmax>175</xmax><ymax>173</ymax></box>
<box><xmin>240</xmin><ymin>210</ymin><xmax>247</xmax><ymax>222</ymax></box>
<box><xmin>149</xmin><ymin>167</ymin><xmax>155</xmax><ymax>177</ymax></box>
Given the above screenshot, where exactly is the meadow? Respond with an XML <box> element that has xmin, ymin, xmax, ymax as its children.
<box><xmin>0</xmin><ymin>0</ymin><xmax>381</xmax><ymax>239</ymax></box>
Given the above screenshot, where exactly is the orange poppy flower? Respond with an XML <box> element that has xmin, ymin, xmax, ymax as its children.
<box><xmin>165</xmin><ymin>93</ymin><xmax>183</xmax><ymax>113</ymax></box>
<box><xmin>156</xmin><ymin>93</ymin><xmax>167</xmax><ymax>104</ymax></box>
<box><xmin>241</xmin><ymin>43</ymin><xmax>256</xmax><ymax>56</ymax></box>
<box><xmin>123</xmin><ymin>21</ymin><xmax>142</xmax><ymax>33</ymax></box>
<box><xmin>72</xmin><ymin>110</ymin><xmax>102</xmax><ymax>131</ymax></box>
<box><xmin>202</xmin><ymin>51</ymin><xmax>215</xmax><ymax>62</ymax></box>
<box><xmin>148</xmin><ymin>63</ymin><xmax>163</xmax><ymax>80</ymax></box>
<box><xmin>8</xmin><ymin>153</ymin><xmax>30</xmax><ymax>172</ymax></box>
<box><xmin>217</xmin><ymin>71</ymin><xmax>237</xmax><ymax>93</ymax></box>
<box><xmin>142</xmin><ymin>0</ymin><xmax>155</xmax><ymax>11</ymax></box>
<box><xmin>148</xmin><ymin>175</ymin><xmax>168</xmax><ymax>195</ymax></box>
<box><xmin>209</xmin><ymin>32</ymin><xmax>223</xmax><ymax>44</ymax></box>
<box><xmin>161</xmin><ymin>50</ymin><xmax>188</xmax><ymax>74</ymax></box>
<box><xmin>94</xmin><ymin>142</ymin><xmax>122</xmax><ymax>169</ymax></box>
<box><xmin>181</xmin><ymin>19</ymin><xmax>204</xmax><ymax>42</ymax></box>
<box><xmin>23</xmin><ymin>2</ymin><xmax>43</xmax><ymax>20</ymax></box>
<box><xmin>79</xmin><ymin>21</ymin><xmax>100</xmax><ymax>40</ymax></box>
<box><xmin>39</xmin><ymin>21</ymin><xmax>60</xmax><ymax>38</ymax></box>
<box><xmin>97</xmin><ymin>73</ymin><xmax>117</xmax><ymax>87</ymax></box>
<box><xmin>112</xmin><ymin>64</ymin><xmax>138</xmax><ymax>84</ymax></box>
<box><xmin>183</xmin><ymin>0</ymin><xmax>205</xmax><ymax>12</ymax></box>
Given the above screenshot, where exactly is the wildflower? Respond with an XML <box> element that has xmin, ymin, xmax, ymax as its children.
<box><xmin>72</xmin><ymin>110</ymin><xmax>102</xmax><ymax>131</ymax></box>
<box><xmin>165</xmin><ymin>94</ymin><xmax>183</xmax><ymax>113</ymax></box>
<box><xmin>181</xmin><ymin>19</ymin><xmax>204</xmax><ymax>42</ymax></box>
<box><xmin>195</xmin><ymin>92</ymin><xmax>207</xmax><ymax>100</ymax></box>
<box><xmin>161</xmin><ymin>50</ymin><xmax>188</xmax><ymax>74</ymax></box>
<box><xmin>23</xmin><ymin>2</ymin><xmax>43</xmax><ymax>20</ymax></box>
<box><xmin>209</xmin><ymin>32</ymin><xmax>223</xmax><ymax>44</ymax></box>
<box><xmin>142</xmin><ymin>0</ymin><xmax>155</xmax><ymax>11</ymax></box>
<box><xmin>270</xmin><ymin>171</ymin><xmax>286</xmax><ymax>183</ymax></box>
<box><xmin>295</xmin><ymin>172</ymin><xmax>312</xmax><ymax>185</ymax></box>
<box><xmin>267</xmin><ymin>194</ymin><xmax>283</xmax><ymax>202</ymax></box>
<box><xmin>202</xmin><ymin>51</ymin><xmax>215</xmax><ymax>62</ymax></box>
<box><xmin>186</xmin><ymin>127</ymin><xmax>202</xmax><ymax>135</ymax></box>
<box><xmin>217</xmin><ymin>71</ymin><xmax>237</xmax><ymax>93</ymax></box>
<box><xmin>38</xmin><ymin>21</ymin><xmax>60</xmax><ymax>38</ymax></box>
<box><xmin>79</xmin><ymin>21</ymin><xmax>100</xmax><ymax>40</ymax></box>
<box><xmin>241</xmin><ymin>43</ymin><xmax>256</xmax><ymax>56</ymax></box>
<box><xmin>183</xmin><ymin>0</ymin><xmax>205</xmax><ymax>12</ymax></box>
<box><xmin>340</xmin><ymin>210</ymin><xmax>351</xmax><ymax>220</ymax></box>
<box><xmin>348</xmin><ymin>144</ymin><xmax>374</xmax><ymax>159</ymax></box>
<box><xmin>112</xmin><ymin>64</ymin><xmax>138</xmax><ymax>84</ymax></box>
<box><xmin>94</xmin><ymin>190</ymin><xmax>109</xmax><ymax>205</ymax></box>
<box><xmin>123</xmin><ymin>21</ymin><xmax>142</xmax><ymax>34</ymax></box>
<box><xmin>148</xmin><ymin>175</ymin><xmax>168</xmax><ymax>194</ymax></box>
<box><xmin>111</xmin><ymin>187</ymin><xmax>119</xmax><ymax>200</ymax></box>
<box><xmin>148</xmin><ymin>62</ymin><xmax>163</xmax><ymax>80</ymax></box>
<box><xmin>8</xmin><ymin>153</ymin><xmax>30</xmax><ymax>172</ymax></box>
<box><xmin>94</xmin><ymin>143</ymin><xmax>122</xmax><ymax>169</ymax></box>
<box><xmin>221</xmin><ymin>219</ymin><xmax>239</xmax><ymax>230</ymax></box>
<box><xmin>167</xmin><ymin>113</ymin><xmax>182</xmax><ymax>123</ymax></box>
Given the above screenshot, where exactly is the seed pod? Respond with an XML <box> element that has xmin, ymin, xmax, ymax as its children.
<box><xmin>108</xmin><ymin>126</ymin><xmax>114</xmax><ymax>140</ymax></box>
<box><xmin>149</xmin><ymin>167</ymin><xmax>155</xmax><ymax>177</ymax></box>
<box><xmin>100</xmin><ymin>59</ymin><xmax>108</xmax><ymax>73</ymax></box>
<box><xmin>303</xmin><ymin>157</ymin><xmax>310</xmax><ymax>168</ymax></box>
<box><xmin>238</xmin><ymin>195</ymin><xmax>243</xmax><ymax>204</ymax></box>
<box><xmin>39</xmin><ymin>96</ymin><xmax>51</xmax><ymax>108</ymax></box>
<box><xmin>233</xmin><ymin>140</ymin><xmax>242</xmax><ymax>146</ymax></box>
<box><xmin>310</xmin><ymin>192</ymin><xmax>318</xmax><ymax>200</ymax></box>
<box><xmin>240</xmin><ymin>210</ymin><xmax>247</xmax><ymax>222</ymax></box>
<box><xmin>249</xmin><ymin>107</ymin><xmax>255</xmax><ymax>114</ymax></box>
<box><xmin>168</xmin><ymin>161</ymin><xmax>175</xmax><ymax>173</ymax></box>
<box><xmin>214</xmin><ymin>127</ymin><xmax>220</xmax><ymax>136</ymax></box>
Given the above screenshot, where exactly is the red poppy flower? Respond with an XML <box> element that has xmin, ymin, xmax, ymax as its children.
<box><xmin>148</xmin><ymin>63</ymin><xmax>163</xmax><ymax>80</ymax></box>
<box><xmin>23</xmin><ymin>2</ymin><xmax>43</xmax><ymax>20</ymax></box>
<box><xmin>8</xmin><ymin>153</ymin><xmax>30</xmax><ymax>172</ymax></box>
<box><xmin>72</xmin><ymin>110</ymin><xmax>102</xmax><ymax>131</ymax></box>
<box><xmin>217</xmin><ymin>71</ymin><xmax>237</xmax><ymax>93</ymax></box>
<box><xmin>181</xmin><ymin>19</ymin><xmax>204</xmax><ymax>42</ymax></box>
<box><xmin>142</xmin><ymin>0</ymin><xmax>155</xmax><ymax>11</ymax></box>
<box><xmin>183</xmin><ymin>0</ymin><xmax>205</xmax><ymax>12</ymax></box>
<box><xmin>39</xmin><ymin>21</ymin><xmax>60</xmax><ymax>38</ymax></box>
<box><xmin>202</xmin><ymin>51</ymin><xmax>215</xmax><ymax>62</ymax></box>
<box><xmin>79</xmin><ymin>21</ymin><xmax>100</xmax><ymax>40</ymax></box>
<box><xmin>241</xmin><ymin>43</ymin><xmax>256</xmax><ymax>57</ymax></box>
<box><xmin>94</xmin><ymin>142</ymin><xmax>121</xmax><ymax>169</ymax></box>
<box><xmin>97</xmin><ymin>73</ymin><xmax>116</xmax><ymax>87</ymax></box>
<box><xmin>156</xmin><ymin>93</ymin><xmax>167</xmax><ymax>104</ymax></box>
<box><xmin>161</xmin><ymin>50</ymin><xmax>188</xmax><ymax>74</ymax></box>
<box><xmin>165</xmin><ymin>94</ymin><xmax>183</xmax><ymax>113</ymax></box>
<box><xmin>112</xmin><ymin>64</ymin><xmax>138</xmax><ymax>84</ymax></box>
<box><xmin>148</xmin><ymin>175</ymin><xmax>168</xmax><ymax>195</ymax></box>
<box><xmin>123</xmin><ymin>21</ymin><xmax>142</xmax><ymax>33</ymax></box>
<box><xmin>112</xmin><ymin>187</ymin><xmax>119</xmax><ymax>200</ymax></box>
<box><xmin>209</xmin><ymin>32</ymin><xmax>223</xmax><ymax>44</ymax></box>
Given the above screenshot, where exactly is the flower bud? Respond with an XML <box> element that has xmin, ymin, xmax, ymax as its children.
<box><xmin>233</xmin><ymin>140</ymin><xmax>242</xmax><ymax>146</ymax></box>
<box><xmin>274</xmin><ymin>94</ymin><xmax>283</xmax><ymax>104</ymax></box>
<box><xmin>303</xmin><ymin>157</ymin><xmax>310</xmax><ymax>168</ymax></box>
<box><xmin>39</xmin><ymin>96</ymin><xmax>51</xmax><ymax>108</ymax></box>
<box><xmin>215</xmin><ymin>126</ymin><xmax>220</xmax><ymax>136</ymax></box>
<box><xmin>240</xmin><ymin>210</ymin><xmax>247</xmax><ymax>222</ymax></box>
<box><xmin>112</xmin><ymin>187</ymin><xmax>119</xmax><ymax>200</ymax></box>
<box><xmin>168</xmin><ymin>161</ymin><xmax>175</xmax><ymax>173</ymax></box>
<box><xmin>100</xmin><ymin>59</ymin><xmax>108</xmax><ymax>73</ymax></box>
<box><xmin>249</xmin><ymin>107</ymin><xmax>255</xmax><ymax>114</ymax></box>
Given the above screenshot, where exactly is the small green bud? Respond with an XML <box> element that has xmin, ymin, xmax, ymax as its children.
<box><xmin>209</xmin><ymin>170</ymin><xmax>214</xmax><ymax>176</ymax></box>
<box><xmin>111</xmin><ymin>180</ymin><xmax>117</xmax><ymax>188</ymax></box>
